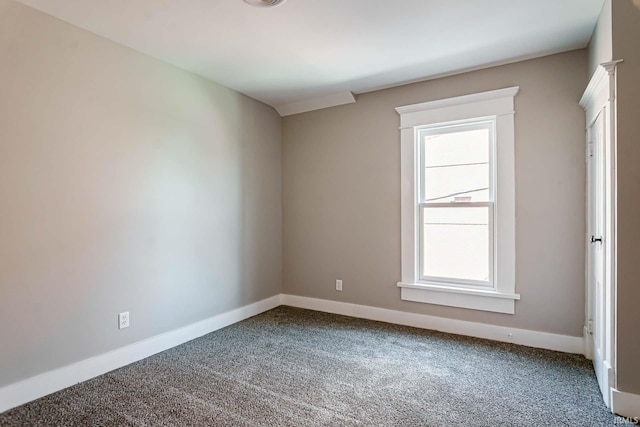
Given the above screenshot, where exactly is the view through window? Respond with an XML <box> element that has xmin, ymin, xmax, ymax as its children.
<box><xmin>418</xmin><ymin>121</ymin><xmax>494</xmax><ymax>286</ymax></box>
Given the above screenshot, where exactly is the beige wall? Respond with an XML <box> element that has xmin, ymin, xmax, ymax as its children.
<box><xmin>283</xmin><ymin>50</ymin><xmax>588</xmax><ymax>336</ymax></box>
<box><xmin>611</xmin><ymin>0</ymin><xmax>640</xmax><ymax>395</ymax></box>
<box><xmin>588</xmin><ymin>0</ymin><xmax>612</xmax><ymax>77</ymax></box>
<box><xmin>0</xmin><ymin>0</ymin><xmax>282</xmax><ymax>388</ymax></box>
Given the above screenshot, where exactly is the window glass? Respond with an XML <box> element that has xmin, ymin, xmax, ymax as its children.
<box><xmin>423</xmin><ymin>128</ymin><xmax>490</xmax><ymax>203</ymax></box>
<box><xmin>422</xmin><ymin>206</ymin><xmax>490</xmax><ymax>282</ymax></box>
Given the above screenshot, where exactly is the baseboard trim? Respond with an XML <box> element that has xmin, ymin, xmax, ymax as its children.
<box><xmin>583</xmin><ymin>326</ymin><xmax>593</xmax><ymax>360</ymax></box>
<box><xmin>281</xmin><ymin>294</ymin><xmax>584</xmax><ymax>354</ymax></box>
<box><xmin>0</xmin><ymin>293</ymin><xmax>587</xmax><ymax>414</ymax></box>
<box><xmin>0</xmin><ymin>294</ymin><xmax>282</xmax><ymax>414</ymax></box>
<box><xmin>611</xmin><ymin>389</ymin><xmax>640</xmax><ymax>418</ymax></box>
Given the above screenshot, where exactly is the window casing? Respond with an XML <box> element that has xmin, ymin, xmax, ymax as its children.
<box><xmin>396</xmin><ymin>88</ymin><xmax>520</xmax><ymax>314</ymax></box>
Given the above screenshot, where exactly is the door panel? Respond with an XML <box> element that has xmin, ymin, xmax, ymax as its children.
<box><xmin>588</xmin><ymin>110</ymin><xmax>609</xmax><ymax>404</ymax></box>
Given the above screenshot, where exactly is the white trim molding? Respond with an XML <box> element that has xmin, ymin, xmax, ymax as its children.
<box><xmin>611</xmin><ymin>389</ymin><xmax>640</xmax><ymax>419</ymax></box>
<box><xmin>0</xmin><ymin>295</ymin><xmax>282</xmax><ymax>414</ymax></box>
<box><xmin>580</xmin><ymin>60</ymin><xmax>623</xmax><ymax>125</ymax></box>
<box><xmin>396</xmin><ymin>86</ymin><xmax>519</xmax><ymax>129</ymax></box>
<box><xmin>397</xmin><ymin>282</ymin><xmax>520</xmax><ymax>314</ymax></box>
<box><xmin>0</xmin><ymin>293</ymin><xmax>587</xmax><ymax>415</ymax></box>
<box><xmin>395</xmin><ymin>87</ymin><xmax>519</xmax><ymax>314</ymax></box>
<box><xmin>281</xmin><ymin>295</ymin><xmax>583</xmax><ymax>354</ymax></box>
<box><xmin>275</xmin><ymin>91</ymin><xmax>356</xmax><ymax>117</ymax></box>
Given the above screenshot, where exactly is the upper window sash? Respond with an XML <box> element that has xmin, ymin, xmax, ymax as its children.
<box><xmin>417</xmin><ymin>119</ymin><xmax>496</xmax><ymax>206</ymax></box>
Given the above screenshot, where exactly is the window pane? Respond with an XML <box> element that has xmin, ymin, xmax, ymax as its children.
<box><xmin>422</xmin><ymin>207</ymin><xmax>490</xmax><ymax>283</ymax></box>
<box><xmin>423</xmin><ymin>128</ymin><xmax>490</xmax><ymax>203</ymax></box>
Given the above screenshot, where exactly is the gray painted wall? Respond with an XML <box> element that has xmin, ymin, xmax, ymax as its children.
<box><xmin>611</xmin><ymin>0</ymin><xmax>640</xmax><ymax>396</ymax></box>
<box><xmin>0</xmin><ymin>0</ymin><xmax>282</xmax><ymax>388</ymax></box>
<box><xmin>588</xmin><ymin>0</ymin><xmax>612</xmax><ymax>77</ymax></box>
<box><xmin>283</xmin><ymin>50</ymin><xmax>588</xmax><ymax>337</ymax></box>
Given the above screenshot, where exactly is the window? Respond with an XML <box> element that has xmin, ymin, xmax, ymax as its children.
<box><xmin>419</xmin><ymin>120</ymin><xmax>494</xmax><ymax>287</ymax></box>
<box><xmin>396</xmin><ymin>88</ymin><xmax>520</xmax><ymax>314</ymax></box>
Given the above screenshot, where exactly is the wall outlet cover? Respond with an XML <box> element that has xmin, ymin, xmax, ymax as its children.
<box><xmin>118</xmin><ymin>312</ymin><xmax>130</xmax><ymax>329</ymax></box>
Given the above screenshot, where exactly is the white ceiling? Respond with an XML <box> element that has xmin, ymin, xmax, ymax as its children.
<box><xmin>16</xmin><ymin>0</ymin><xmax>605</xmax><ymax>114</ymax></box>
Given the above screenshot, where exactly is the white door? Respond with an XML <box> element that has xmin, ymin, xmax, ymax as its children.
<box><xmin>581</xmin><ymin>60</ymin><xmax>620</xmax><ymax>410</ymax></box>
<box><xmin>587</xmin><ymin>110</ymin><xmax>608</xmax><ymax>403</ymax></box>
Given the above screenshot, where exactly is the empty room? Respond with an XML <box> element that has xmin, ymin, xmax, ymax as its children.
<box><xmin>1</xmin><ymin>0</ymin><xmax>639</xmax><ymax>425</ymax></box>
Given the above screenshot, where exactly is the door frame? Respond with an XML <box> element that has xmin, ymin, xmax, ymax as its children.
<box><xmin>580</xmin><ymin>60</ymin><xmax>621</xmax><ymax>408</ymax></box>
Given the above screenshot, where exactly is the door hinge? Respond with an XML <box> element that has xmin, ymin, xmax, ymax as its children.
<box><xmin>587</xmin><ymin>320</ymin><xmax>593</xmax><ymax>335</ymax></box>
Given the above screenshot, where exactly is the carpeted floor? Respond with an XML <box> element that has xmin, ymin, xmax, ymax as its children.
<box><xmin>0</xmin><ymin>306</ymin><xmax>621</xmax><ymax>426</ymax></box>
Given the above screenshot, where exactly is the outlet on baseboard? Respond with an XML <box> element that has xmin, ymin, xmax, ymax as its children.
<box><xmin>336</xmin><ymin>279</ymin><xmax>343</xmax><ymax>291</ymax></box>
<box><xmin>118</xmin><ymin>312</ymin><xmax>130</xmax><ymax>329</ymax></box>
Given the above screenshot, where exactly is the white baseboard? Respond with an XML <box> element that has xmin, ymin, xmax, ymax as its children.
<box><xmin>611</xmin><ymin>389</ymin><xmax>640</xmax><ymax>418</ymax></box>
<box><xmin>281</xmin><ymin>294</ymin><xmax>584</xmax><ymax>354</ymax></box>
<box><xmin>583</xmin><ymin>325</ymin><xmax>593</xmax><ymax>360</ymax></box>
<box><xmin>0</xmin><ymin>293</ymin><xmax>587</xmax><ymax>415</ymax></box>
<box><xmin>0</xmin><ymin>294</ymin><xmax>282</xmax><ymax>414</ymax></box>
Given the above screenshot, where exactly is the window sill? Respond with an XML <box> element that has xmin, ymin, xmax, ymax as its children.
<box><xmin>397</xmin><ymin>282</ymin><xmax>520</xmax><ymax>314</ymax></box>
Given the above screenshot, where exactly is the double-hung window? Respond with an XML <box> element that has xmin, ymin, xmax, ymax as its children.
<box><xmin>396</xmin><ymin>88</ymin><xmax>520</xmax><ymax>314</ymax></box>
<box><xmin>419</xmin><ymin>120</ymin><xmax>495</xmax><ymax>287</ymax></box>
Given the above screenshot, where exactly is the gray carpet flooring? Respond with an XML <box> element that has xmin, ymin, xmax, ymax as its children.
<box><xmin>0</xmin><ymin>306</ymin><xmax>620</xmax><ymax>426</ymax></box>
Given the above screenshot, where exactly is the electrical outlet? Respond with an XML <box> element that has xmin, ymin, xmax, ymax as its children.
<box><xmin>336</xmin><ymin>279</ymin><xmax>343</xmax><ymax>291</ymax></box>
<box><xmin>118</xmin><ymin>312</ymin><xmax>130</xmax><ymax>329</ymax></box>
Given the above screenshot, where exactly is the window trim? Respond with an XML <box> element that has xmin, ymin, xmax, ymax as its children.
<box><xmin>395</xmin><ymin>87</ymin><xmax>520</xmax><ymax>314</ymax></box>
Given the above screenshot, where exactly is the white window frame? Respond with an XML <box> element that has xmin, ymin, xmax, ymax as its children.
<box><xmin>395</xmin><ymin>87</ymin><xmax>520</xmax><ymax>314</ymax></box>
<box><xmin>417</xmin><ymin>119</ymin><xmax>496</xmax><ymax>287</ymax></box>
